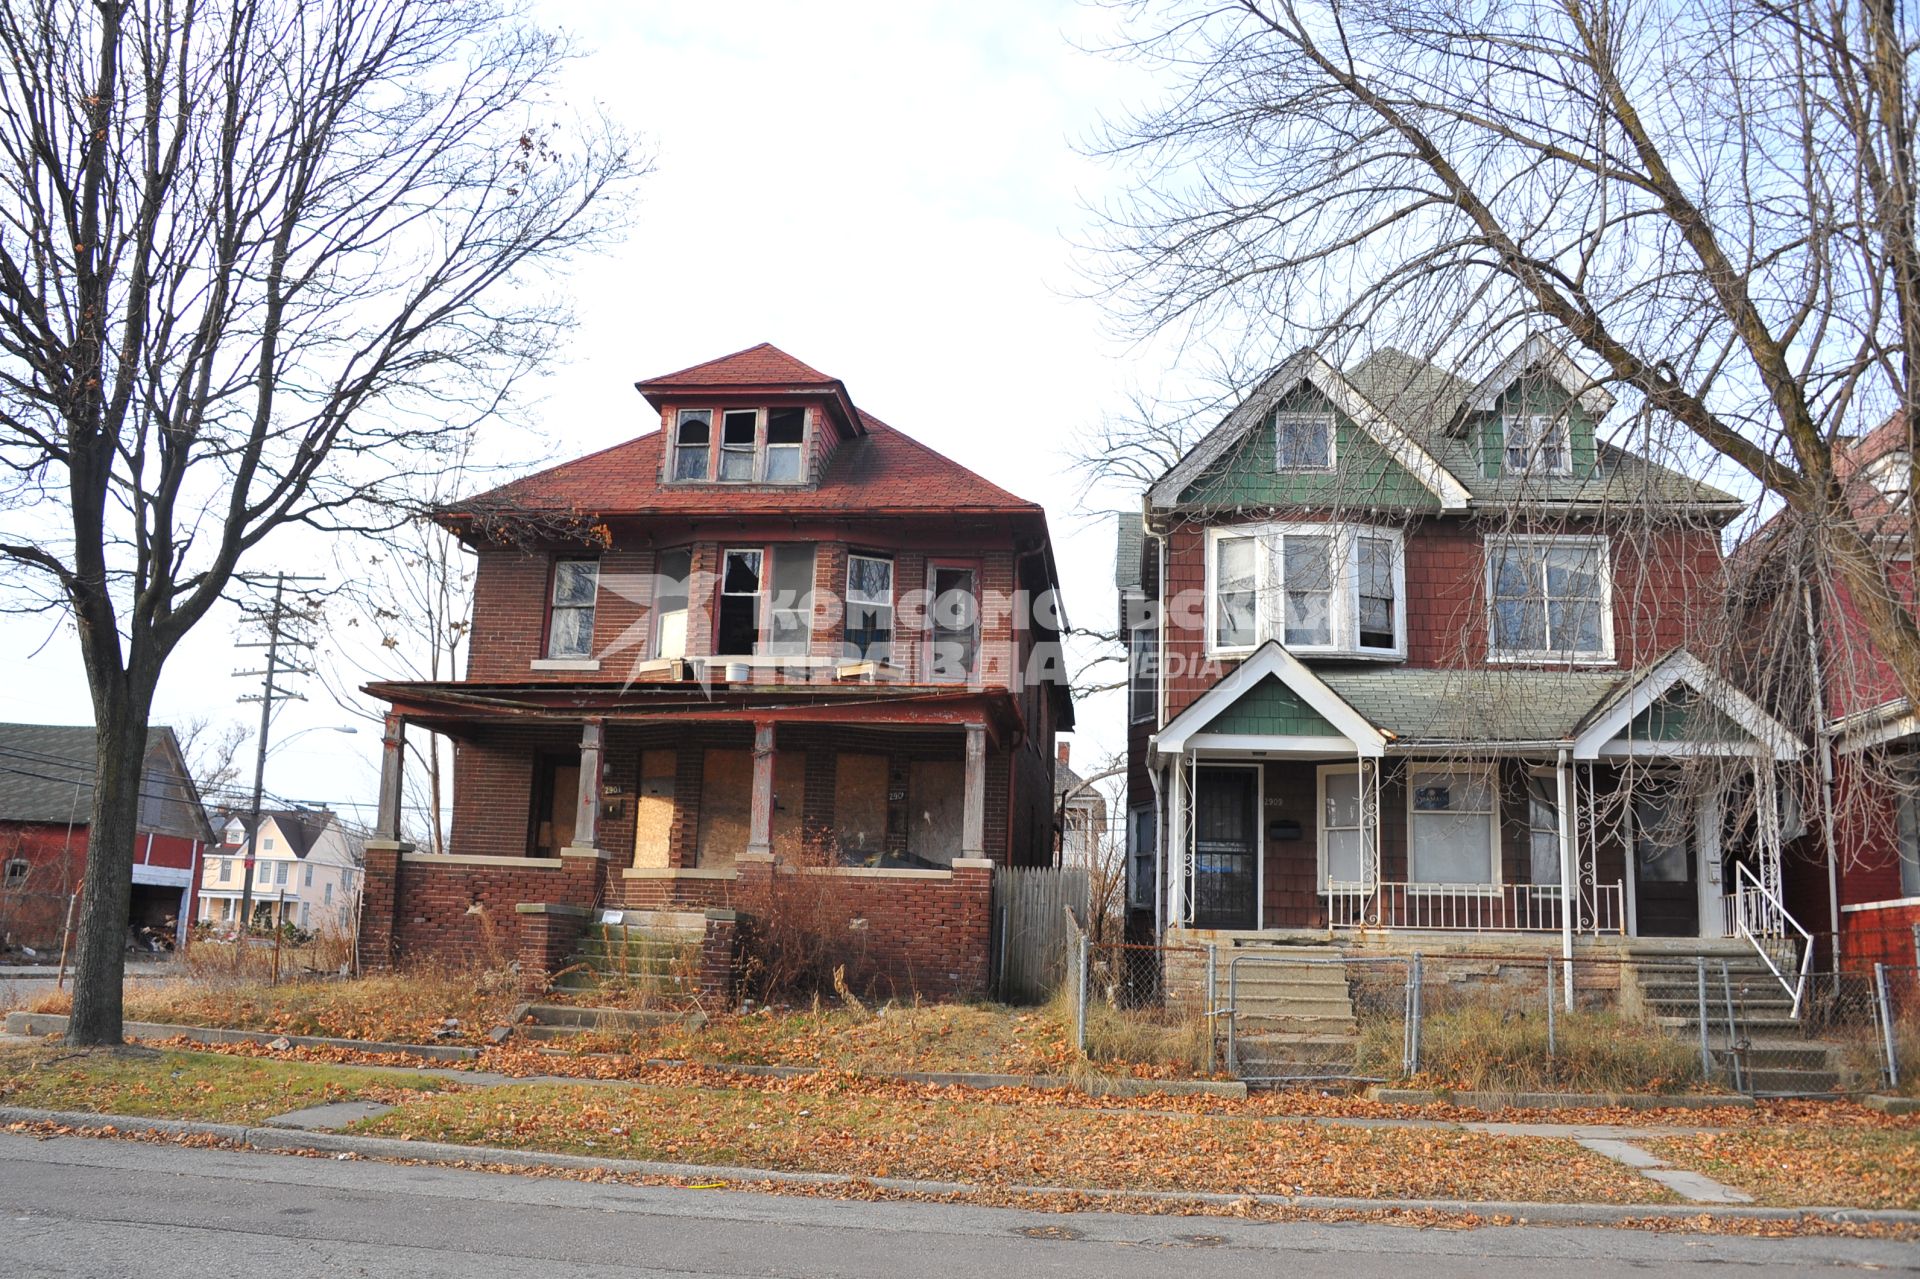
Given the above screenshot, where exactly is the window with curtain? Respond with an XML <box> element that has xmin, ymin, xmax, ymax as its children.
<box><xmin>1527</xmin><ymin>775</ymin><xmax>1561</xmax><ymax>885</ymax></box>
<box><xmin>1408</xmin><ymin>768</ymin><xmax>1496</xmax><ymax>885</ymax></box>
<box><xmin>1322</xmin><ymin>768</ymin><xmax>1367</xmax><ymax>886</ymax></box>
<box><xmin>1273</xmin><ymin>410</ymin><xmax>1333</xmax><ymax>470</ymax></box>
<box><xmin>1209</xmin><ymin>525</ymin><xmax>1401</xmax><ymax>655</ymax></box>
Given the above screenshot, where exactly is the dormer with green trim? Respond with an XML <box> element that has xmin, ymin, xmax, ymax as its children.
<box><xmin>1472</xmin><ymin>376</ymin><xmax>1603</xmax><ymax>481</ymax></box>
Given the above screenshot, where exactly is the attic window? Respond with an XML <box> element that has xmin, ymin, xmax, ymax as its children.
<box><xmin>1863</xmin><ymin>451</ymin><xmax>1911</xmax><ymax>510</ymax></box>
<box><xmin>3</xmin><ymin>859</ymin><xmax>26</xmax><ymax>887</ymax></box>
<box><xmin>765</xmin><ymin>409</ymin><xmax>806</xmax><ymax>482</ymax></box>
<box><xmin>719</xmin><ymin>410</ymin><xmax>758</xmax><ymax>481</ymax></box>
<box><xmin>674</xmin><ymin>410</ymin><xmax>711</xmax><ymax>480</ymax></box>
<box><xmin>1273</xmin><ymin>411</ymin><xmax>1333</xmax><ymax>470</ymax></box>
<box><xmin>1504</xmin><ymin>413</ymin><xmax>1571</xmax><ymax>474</ymax></box>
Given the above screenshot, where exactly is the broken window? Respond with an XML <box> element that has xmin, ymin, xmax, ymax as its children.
<box><xmin>927</xmin><ymin>565</ymin><xmax>979</xmax><ymax>680</ymax></box>
<box><xmin>3</xmin><ymin>858</ymin><xmax>26</xmax><ymax>888</ymax></box>
<box><xmin>768</xmin><ymin>544</ymin><xmax>816</xmax><ymax>655</ymax></box>
<box><xmin>653</xmin><ymin>548</ymin><xmax>691</xmax><ymax>659</ymax></box>
<box><xmin>546</xmin><ymin>558</ymin><xmax>599</xmax><ymax>659</ymax></box>
<box><xmin>765</xmin><ymin>408</ymin><xmax>805</xmax><ymax>482</ymax></box>
<box><xmin>719</xmin><ymin>409</ymin><xmax>758</xmax><ymax>481</ymax></box>
<box><xmin>845</xmin><ymin>554</ymin><xmax>894</xmax><ymax>663</ymax></box>
<box><xmin>673</xmin><ymin>409</ymin><xmax>711</xmax><ymax>480</ymax></box>
<box><xmin>717</xmin><ymin>549</ymin><xmax>763</xmax><ymax>655</ymax></box>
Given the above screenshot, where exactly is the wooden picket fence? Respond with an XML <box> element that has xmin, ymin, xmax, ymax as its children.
<box><xmin>991</xmin><ymin>865</ymin><xmax>1089</xmax><ymax>1003</ymax></box>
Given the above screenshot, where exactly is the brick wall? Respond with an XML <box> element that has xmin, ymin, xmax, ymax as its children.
<box><xmin>358</xmin><ymin>851</ymin><xmax>595</xmax><ymax>971</ymax></box>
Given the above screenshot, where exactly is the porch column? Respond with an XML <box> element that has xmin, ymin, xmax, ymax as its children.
<box><xmin>1556</xmin><ymin>749</ymin><xmax>1576</xmax><ymax>1002</ymax></box>
<box><xmin>1753</xmin><ymin>757</ymin><xmax>1783</xmax><ymax>903</ymax></box>
<box><xmin>1166</xmin><ymin>753</ymin><xmax>1189</xmax><ymax>926</ymax></box>
<box><xmin>375</xmin><ymin>715</ymin><xmax>407</xmax><ymax>841</ymax></box>
<box><xmin>961</xmin><ymin>722</ymin><xmax>986</xmax><ymax>859</ymax></box>
<box><xmin>572</xmin><ymin>719</ymin><xmax>604</xmax><ymax>853</ymax></box>
<box><xmin>748</xmin><ymin>721</ymin><xmax>777</xmax><ymax>857</ymax></box>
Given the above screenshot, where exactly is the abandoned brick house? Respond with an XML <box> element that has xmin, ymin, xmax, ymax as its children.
<box><xmin>1119</xmin><ymin>339</ymin><xmax>1812</xmax><ymax>977</ymax></box>
<box><xmin>355</xmin><ymin>344</ymin><xmax>1071</xmax><ymax>998</ymax></box>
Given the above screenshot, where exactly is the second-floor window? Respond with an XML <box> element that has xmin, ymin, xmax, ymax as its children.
<box><xmin>717</xmin><ymin>545</ymin><xmax>815</xmax><ymax>656</ymax></box>
<box><xmin>1503</xmin><ymin>413</ymin><xmax>1571</xmax><ymax>474</ymax></box>
<box><xmin>653</xmin><ymin>549</ymin><xmax>691</xmax><ymax>659</ymax></box>
<box><xmin>547</xmin><ymin>558</ymin><xmax>599</xmax><ymax>659</ymax></box>
<box><xmin>1273</xmin><ymin>410</ymin><xmax>1334</xmax><ymax>470</ymax></box>
<box><xmin>1129</xmin><ymin>621</ymin><xmax>1158</xmax><ymax>723</ymax></box>
<box><xmin>927</xmin><ymin>565</ymin><xmax>979</xmax><ymax>680</ymax></box>
<box><xmin>1207</xmin><ymin>524</ymin><xmax>1404</xmax><ymax>657</ymax></box>
<box><xmin>674</xmin><ymin>410</ymin><xmax>711</xmax><ymax>480</ymax></box>
<box><xmin>1486</xmin><ymin>536</ymin><xmax>1610</xmax><ymax>662</ymax></box>
<box><xmin>846</xmin><ymin>553</ymin><xmax>894</xmax><ymax>662</ymax></box>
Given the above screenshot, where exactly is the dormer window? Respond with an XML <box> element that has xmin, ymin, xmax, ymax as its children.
<box><xmin>1863</xmin><ymin>451</ymin><xmax>1911</xmax><ymax>510</ymax></box>
<box><xmin>674</xmin><ymin>410</ymin><xmax>711</xmax><ymax>480</ymax></box>
<box><xmin>1274</xmin><ymin>411</ymin><xmax>1333</xmax><ymax>470</ymax></box>
<box><xmin>1504</xmin><ymin>413</ymin><xmax>1571</xmax><ymax>474</ymax></box>
<box><xmin>765</xmin><ymin>409</ymin><xmax>805</xmax><ymax>482</ymax></box>
<box><xmin>719</xmin><ymin>410</ymin><xmax>758</xmax><ymax>481</ymax></box>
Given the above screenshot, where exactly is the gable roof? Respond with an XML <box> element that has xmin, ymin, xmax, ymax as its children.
<box><xmin>1461</xmin><ymin>335</ymin><xmax>1616</xmax><ymax>419</ymax></box>
<box><xmin>1155</xmin><ymin>641</ymin><xmax>1389</xmax><ymax>756</ymax></box>
<box><xmin>0</xmin><ymin>723</ymin><xmax>211</xmax><ymax>841</ymax></box>
<box><xmin>1148</xmin><ymin>351</ymin><xmax>1472</xmax><ymax>513</ymax></box>
<box><xmin>1570</xmin><ymin>649</ymin><xmax>1804</xmax><ymax>760</ymax></box>
<box><xmin>639</xmin><ymin>342</ymin><xmax>838</xmax><ymax>389</ymax></box>
<box><xmin>220</xmin><ymin>807</ymin><xmax>338</xmax><ymax>859</ymax></box>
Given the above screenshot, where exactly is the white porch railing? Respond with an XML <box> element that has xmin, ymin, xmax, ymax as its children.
<box><xmin>1325</xmin><ymin>880</ymin><xmax>1625</xmax><ymax>933</ymax></box>
<box><xmin>1725</xmin><ymin>861</ymin><xmax>1814</xmax><ymax>1016</ymax></box>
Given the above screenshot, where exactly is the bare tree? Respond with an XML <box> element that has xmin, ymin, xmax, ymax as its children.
<box><xmin>0</xmin><ymin>0</ymin><xmax>645</xmax><ymax>1044</ymax></box>
<box><xmin>174</xmin><ymin>714</ymin><xmax>249</xmax><ymax>810</ymax></box>
<box><xmin>1089</xmin><ymin>0</ymin><xmax>1918</xmax><ymax>695</ymax></box>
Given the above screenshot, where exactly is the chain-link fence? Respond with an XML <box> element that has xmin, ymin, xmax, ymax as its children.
<box><xmin>1065</xmin><ymin>939</ymin><xmax>1917</xmax><ymax>1096</ymax></box>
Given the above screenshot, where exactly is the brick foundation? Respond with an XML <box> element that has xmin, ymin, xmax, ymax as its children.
<box><xmin>515</xmin><ymin>903</ymin><xmax>591</xmax><ymax>995</ymax></box>
<box><xmin>699</xmin><ymin>909</ymin><xmax>742</xmax><ymax>1007</ymax></box>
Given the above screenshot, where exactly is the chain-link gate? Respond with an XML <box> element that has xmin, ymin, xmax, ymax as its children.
<box><xmin>1221</xmin><ymin>952</ymin><xmax>1418</xmax><ymax>1085</ymax></box>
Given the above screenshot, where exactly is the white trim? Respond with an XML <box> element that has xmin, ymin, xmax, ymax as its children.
<box><xmin>1834</xmin><ymin>700</ymin><xmax>1920</xmax><ymax>755</ymax></box>
<box><xmin>1205</xmin><ymin>523</ymin><xmax>1408</xmax><ymax>660</ymax></box>
<box><xmin>531</xmin><ymin>658</ymin><xmax>601</xmax><ymax>672</ymax></box>
<box><xmin>400</xmin><ymin>853</ymin><xmax>565</xmax><ymax>868</ymax></box>
<box><xmin>1464</xmin><ymin>334</ymin><xmax>1617</xmax><ymax>419</ymax></box>
<box><xmin>1405</xmin><ymin>761</ymin><xmax>1501</xmax><ymax>890</ymax></box>
<box><xmin>1149</xmin><ymin>350</ymin><xmax>1471</xmax><ymax>511</ymax></box>
<box><xmin>1484</xmin><ymin>534</ymin><xmax>1615</xmax><ymax>664</ymax></box>
<box><xmin>1500</xmin><ymin>412</ymin><xmax>1574</xmax><ymax>476</ymax></box>
<box><xmin>130</xmin><ymin>864</ymin><xmax>192</xmax><ymax>888</ymax></box>
<box><xmin>1571</xmin><ymin>649</ymin><xmax>1805</xmax><ymax>762</ymax></box>
<box><xmin>1183</xmin><ymin>732</ymin><xmax>1358</xmax><ymax>756</ymax></box>
<box><xmin>1154</xmin><ymin>640</ymin><xmax>1387</xmax><ymax>757</ymax></box>
<box><xmin>1842</xmin><ymin>897</ymin><xmax>1920</xmax><ymax>913</ymax></box>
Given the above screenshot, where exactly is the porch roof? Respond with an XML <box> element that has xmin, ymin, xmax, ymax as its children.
<box><xmin>1319</xmin><ymin>668</ymin><xmax>1625</xmax><ymax>743</ymax></box>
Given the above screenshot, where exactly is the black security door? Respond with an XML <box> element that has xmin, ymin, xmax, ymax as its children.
<box><xmin>1192</xmin><ymin>767</ymin><xmax>1258</xmax><ymax>929</ymax></box>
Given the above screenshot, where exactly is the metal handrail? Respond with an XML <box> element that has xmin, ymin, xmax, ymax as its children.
<box><xmin>1729</xmin><ymin>861</ymin><xmax>1814</xmax><ymax>1017</ymax></box>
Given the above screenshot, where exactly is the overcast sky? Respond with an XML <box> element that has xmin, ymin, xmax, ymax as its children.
<box><xmin>2</xmin><ymin>2</ymin><xmax>1170</xmax><ymax>827</ymax></box>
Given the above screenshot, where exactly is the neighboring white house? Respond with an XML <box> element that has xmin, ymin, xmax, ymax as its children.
<box><xmin>197</xmin><ymin>808</ymin><xmax>364</xmax><ymax>935</ymax></box>
<box><xmin>1054</xmin><ymin>745</ymin><xmax>1111</xmax><ymax>872</ymax></box>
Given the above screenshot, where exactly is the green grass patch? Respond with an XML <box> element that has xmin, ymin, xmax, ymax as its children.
<box><xmin>0</xmin><ymin>1044</ymin><xmax>455</xmax><ymax>1124</ymax></box>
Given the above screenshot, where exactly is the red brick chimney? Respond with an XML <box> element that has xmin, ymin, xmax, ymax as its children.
<box><xmin>1057</xmin><ymin>742</ymin><xmax>1070</xmax><ymax>767</ymax></box>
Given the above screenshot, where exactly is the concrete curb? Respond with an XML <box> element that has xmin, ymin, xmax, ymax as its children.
<box><xmin>3</xmin><ymin>1104</ymin><xmax>1917</xmax><ymax>1228</ymax></box>
<box><xmin>1864</xmin><ymin>1094</ymin><xmax>1920</xmax><ymax>1116</ymax></box>
<box><xmin>2</xmin><ymin>1010</ymin><xmax>1244</xmax><ymax>1100</ymax></box>
<box><xmin>1368</xmin><ymin>1088</ymin><xmax>1755</xmax><ymax>1111</ymax></box>
<box><xmin>2</xmin><ymin>1012</ymin><xmax>480</xmax><ymax>1063</ymax></box>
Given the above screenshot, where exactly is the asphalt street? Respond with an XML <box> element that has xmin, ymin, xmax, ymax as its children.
<box><xmin>0</xmin><ymin>1132</ymin><xmax>1914</xmax><ymax>1278</ymax></box>
<box><xmin>0</xmin><ymin>964</ymin><xmax>174</xmax><ymax>1013</ymax></box>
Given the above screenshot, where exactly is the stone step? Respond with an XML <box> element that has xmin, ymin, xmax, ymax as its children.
<box><xmin>522</xmin><ymin>1003</ymin><xmax>689</xmax><ymax>1033</ymax></box>
<box><xmin>1655</xmin><ymin>1012</ymin><xmax>1804</xmax><ymax>1035</ymax></box>
<box><xmin>1232</xmin><ymin>1014</ymin><xmax>1359</xmax><ymax>1037</ymax></box>
<box><xmin>551</xmin><ymin>969</ymin><xmax>690</xmax><ymax>993</ymax></box>
<box><xmin>1736</xmin><ymin>1067</ymin><xmax>1843</xmax><ymax>1095</ymax></box>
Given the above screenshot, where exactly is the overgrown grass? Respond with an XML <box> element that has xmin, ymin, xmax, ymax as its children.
<box><xmin>0</xmin><ymin>1044</ymin><xmax>455</xmax><ymax>1123</ymax></box>
<box><xmin>1360</xmin><ymin>1005</ymin><xmax>1708</xmax><ymax>1094</ymax></box>
<box><xmin>1648</xmin><ymin>1127</ymin><xmax>1920</xmax><ymax>1210</ymax></box>
<box><xmin>1046</xmin><ymin>985</ymin><xmax>1215</xmax><ymax>1077</ymax></box>
<box><xmin>26</xmin><ymin>967</ymin><xmax>520</xmax><ymax>1047</ymax></box>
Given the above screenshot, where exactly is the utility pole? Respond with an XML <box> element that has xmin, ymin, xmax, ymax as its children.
<box><xmin>234</xmin><ymin>573</ymin><xmax>323</xmax><ymax>943</ymax></box>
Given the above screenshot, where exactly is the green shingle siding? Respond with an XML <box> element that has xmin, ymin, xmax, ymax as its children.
<box><xmin>1178</xmin><ymin>386</ymin><xmax>1441</xmax><ymax>510</ymax></box>
<box><xmin>1480</xmin><ymin>380</ymin><xmax>1600</xmax><ymax>480</ymax></box>
<box><xmin>1622</xmin><ymin>690</ymin><xmax>1743</xmax><ymax>743</ymax></box>
<box><xmin>1206</xmin><ymin>676</ymin><xmax>1342</xmax><ymax>737</ymax></box>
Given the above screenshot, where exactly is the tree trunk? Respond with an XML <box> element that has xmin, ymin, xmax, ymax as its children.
<box><xmin>64</xmin><ymin>687</ymin><xmax>153</xmax><ymax>1046</ymax></box>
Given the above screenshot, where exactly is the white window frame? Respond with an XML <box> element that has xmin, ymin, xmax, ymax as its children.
<box><xmin>3</xmin><ymin>858</ymin><xmax>27</xmax><ymax>887</ymax></box>
<box><xmin>1405</xmin><ymin>763</ymin><xmax>1501</xmax><ymax>890</ymax></box>
<box><xmin>1485</xmin><ymin>534</ymin><xmax>1614</xmax><ymax>664</ymax></box>
<box><xmin>845</xmin><ymin>553</ymin><xmax>895</xmax><ymax>663</ymax></box>
<box><xmin>1128</xmin><ymin>621</ymin><xmax>1158</xmax><ymax>724</ymax></box>
<box><xmin>717</xmin><ymin>408</ymin><xmax>760</xmax><ymax>482</ymax></box>
<box><xmin>671</xmin><ymin>408</ymin><xmax>712</xmax><ymax>481</ymax></box>
<box><xmin>652</xmin><ymin>547</ymin><xmax>692</xmax><ymax>660</ymax></box>
<box><xmin>1503</xmin><ymin>412</ymin><xmax>1573</xmax><ymax>475</ymax></box>
<box><xmin>1204</xmin><ymin>523</ymin><xmax>1407</xmax><ymax>659</ymax></box>
<box><xmin>1273</xmin><ymin>410</ymin><xmax>1335</xmax><ymax>472</ymax></box>
<box><xmin>1316</xmin><ymin>763</ymin><xmax>1370</xmax><ymax>890</ymax></box>
<box><xmin>762</xmin><ymin>406</ymin><xmax>809</xmax><ymax>484</ymax></box>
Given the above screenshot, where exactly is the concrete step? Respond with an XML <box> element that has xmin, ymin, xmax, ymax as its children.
<box><xmin>1233</xmin><ymin>1014</ymin><xmax>1359</xmax><ymax>1037</ymax></box>
<box><xmin>551</xmin><ymin>969</ymin><xmax>691</xmax><ymax>993</ymax></box>
<box><xmin>1738</xmin><ymin>1067</ymin><xmax>1843</xmax><ymax>1095</ymax></box>
<box><xmin>522</xmin><ymin>1003</ymin><xmax>689</xmax><ymax>1033</ymax></box>
<box><xmin>1225</xmin><ymin>994</ymin><xmax>1355</xmax><ymax>1015</ymax></box>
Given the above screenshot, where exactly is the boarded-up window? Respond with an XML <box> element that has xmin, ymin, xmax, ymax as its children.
<box><xmin>834</xmin><ymin>753</ymin><xmax>889</xmax><ymax>862</ymax></box>
<box><xmin>772</xmin><ymin>751</ymin><xmax>807</xmax><ymax>858</ymax></box>
<box><xmin>632</xmin><ymin>750</ymin><xmax>676</xmax><ymax>869</ymax></box>
<box><xmin>695</xmin><ymin>749</ymin><xmax>752</xmax><ymax>869</ymax></box>
<box><xmin>531</xmin><ymin>757</ymin><xmax>579</xmax><ymax>857</ymax></box>
<box><xmin>907</xmin><ymin>759</ymin><xmax>965</xmax><ymax>866</ymax></box>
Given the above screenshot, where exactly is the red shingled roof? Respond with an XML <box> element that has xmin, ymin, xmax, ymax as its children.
<box><xmin>638</xmin><ymin>342</ymin><xmax>837</xmax><ymax>389</ymax></box>
<box><xmin>455</xmin><ymin>410</ymin><xmax>1042</xmax><ymax>519</ymax></box>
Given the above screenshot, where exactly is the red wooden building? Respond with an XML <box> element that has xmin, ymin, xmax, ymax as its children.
<box><xmin>356</xmin><ymin>344</ymin><xmax>1071</xmax><ymax>998</ymax></box>
<box><xmin>0</xmin><ymin>723</ymin><xmax>213</xmax><ymax>955</ymax></box>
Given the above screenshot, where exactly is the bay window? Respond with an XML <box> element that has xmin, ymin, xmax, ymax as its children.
<box><xmin>1408</xmin><ymin>767</ymin><xmax>1497</xmax><ymax>886</ymax></box>
<box><xmin>546</xmin><ymin>558</ymin><xmax>599</xmax><ymax>659</ymax></box>
<box><xmin>1207</xmin><ymin>524</ymin><xmax>1404</xmax><ymax>656</ymax></box>
<box><xmin>716</xmin><ymin>545</ymin><xmax>815</xmax><ymax>656</ymax></box>
<box><xmin>1487</xmin><ymin>536</ymin><xmax>1611</xmax><ymax>661</ymax></box>
<box><xmin>845</xmin><ymin>554</ymin><xmax>894</xmax><ymax>662</ymax></box>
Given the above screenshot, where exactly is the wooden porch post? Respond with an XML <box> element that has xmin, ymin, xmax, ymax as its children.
<box><xmin>961</xmin><ymin>723</ymin><xmax>986</xmax><ymax>859</ymax></box>
<box><xmin>572</xmin><ymin>719</ymin><xmax>604</xmax><ymax>853</ymax></box>
<box><xmin>748</xmin><ymin>721</ymin><xmax>777</xmax><ymax>857</ymax></box>
<box><xmin>375</xmin><ymin>715</ymin><xmax>407</xmax><ymax>842</ymax></box>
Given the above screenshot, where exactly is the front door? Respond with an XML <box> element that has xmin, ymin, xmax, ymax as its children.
<box><xmin>1633</xmin><ymin>785</ymin><xmax>1698</xmax><ymax>937</ymax></box>
<box><xmin>1192</xmin><ymin>766</ymin><xmax>1258</xmax><ymax>929</ymax></box>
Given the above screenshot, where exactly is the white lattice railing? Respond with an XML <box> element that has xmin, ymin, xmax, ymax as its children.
<box><xmin>1325</xmin><ymin>880</ymin><xmax>1625</xmax><ymax>933</ymax></box>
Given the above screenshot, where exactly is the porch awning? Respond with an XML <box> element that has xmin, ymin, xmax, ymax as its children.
<box><xmin>1569</xmin><ymin>649</ymin><xmax>1803</xmax><ymax>762</ymax></box>
<box><xmin>1153</xmin><ymin>641</ymin><xmax>1389</xmax><ymax>758</ymax></box>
